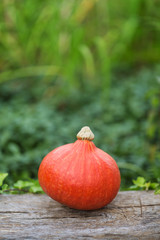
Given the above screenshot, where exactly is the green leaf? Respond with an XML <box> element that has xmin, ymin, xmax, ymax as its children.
<box><xmin>133</xmin><ymin>177</ymin><xmax>146</xmax><ymax>187</ymax></box>
<box><xmin>29</xmin><ymin>185</ymin><xmax>43</xmax><ymax>193</ymax></box>
<box><xmin>28</xmin><ymin>180</ymin><xmax>44</xmax><ymax>193</ymax></box>
<box><xmin>13</xmin><ymin>180</ymin><xmax>34</xmax><ymax>190</ymax></box>
<box><xmin>2</xmin><ymin>184</ymin><xmax>8</xmax><ymax>191</ymax></box>
<box><xmin>128</xmin><ymin>185</ymin><xmax>139</xmax><ymax>190</ymax></box>
<box><xmin>13</xmin><ymin>179</ymin><xmax>43</xmax><ymax>193</ymax></box>
<box><xmin>154</xmin><ymin>186</ymin><xmax>160</xmax><ymax>195</ymax></box>
<box><xmin>150</xmin><ymin>183</ymin><xmax>159</xmax><ymax>189</ymax></box>
<box><xmin>0</xmin><ymin>173</ymin><xmax>8</xmax><ymax>186</ymax></box>
<box><xmin>145</xmin><ymin>182</ymin><xmax>151</xmax><ymax>191</ymax></box>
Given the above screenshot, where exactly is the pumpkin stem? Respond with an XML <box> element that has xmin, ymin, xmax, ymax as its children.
<box><xmin>77</xmin><ymin>126</ymin><xmax>94</xmax><ymax>141</ymax></box>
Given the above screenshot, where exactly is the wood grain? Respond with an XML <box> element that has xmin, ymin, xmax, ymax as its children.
<box><xmin>0</xmin><ymin>191</ymin><xmax>160</xmax><ymax>239</ymax></box>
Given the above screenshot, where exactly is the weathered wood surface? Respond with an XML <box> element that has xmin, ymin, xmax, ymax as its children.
<box><xmin>0</xmin><ymin>191</ymin><xmax>160</xmax><ymax>240</ymax></box>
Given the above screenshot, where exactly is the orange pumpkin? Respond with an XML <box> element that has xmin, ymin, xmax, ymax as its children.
<box><xmin>38</xmin><ymin>126</ymin><xmax>121</xmax><ymax>210</ymax></box>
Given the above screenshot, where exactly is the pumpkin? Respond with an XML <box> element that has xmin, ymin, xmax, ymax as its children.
<box><xmin>38</xmin><ymin>126</ymin><xmax>121</xmax><ymax>210</ymax></box>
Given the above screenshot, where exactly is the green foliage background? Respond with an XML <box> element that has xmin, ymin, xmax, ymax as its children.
<box><xmin>0</xmin><ymin>0</ymin><xmax>160</xmax><ymax>189</ymax></box>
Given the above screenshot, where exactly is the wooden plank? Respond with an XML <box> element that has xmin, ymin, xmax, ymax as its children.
<box><xmin>0</xmin><ymin>191</ymin><xmax>160</xmax><ymax>240</ymax></box>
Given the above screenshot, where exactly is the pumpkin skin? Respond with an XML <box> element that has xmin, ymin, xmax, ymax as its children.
<box><xmin>38</xmin><ymin>127</ymin><xmax>121</xmax><ymax>210</ymax></box>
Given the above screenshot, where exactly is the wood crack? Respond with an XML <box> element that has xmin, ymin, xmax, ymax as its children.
<box><xmin>121</xmin><ymin>208</ymin><xmax>128</xmax><ymax>221</ymax></box>
<box><xmin>110</xmin><ymin>203</ymin><xmax>160</xmax><ymax>209</ymax></box>
<box><xmin>139</xmin><ymin>197</ymin><xmax>143</xmax><ymax>217</ymax></box>
<box><xmin>0</xmin><ymin>211</ymin><xmax>28</xmax><ymax>214</ymax></box>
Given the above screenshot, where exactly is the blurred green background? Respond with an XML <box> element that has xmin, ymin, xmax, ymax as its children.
<box><xmin>0</xmin><ymin>0</ymin><xmax>160</xmax><ymax>189</ymax></box>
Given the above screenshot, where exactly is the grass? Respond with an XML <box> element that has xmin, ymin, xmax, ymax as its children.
<box><xmin>0</xmin><ymin>0</ymin><xmax>160</xmax><ymax>89</ymax></box>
